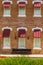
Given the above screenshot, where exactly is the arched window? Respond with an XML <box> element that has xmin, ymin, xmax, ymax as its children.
<box><xmin>2</xmin><ymin>27</ymin><xmax>12</xmax><ymax>49</ymax></box>
<box><xmin>17</xmin><ymin>27</ymin><xmax>27</xmax><ymax>49</ymax></box>
<box><xmin>32</xmin><ymin>27</ymin><xmax>42</xmax><ymax>49</ymax></box>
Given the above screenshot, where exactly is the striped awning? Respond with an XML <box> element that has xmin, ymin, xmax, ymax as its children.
<box><xmin>3</xmin><ymin>29</ymin><xmax>10</xmax><ymax>37</ymax></box>
<box><xmin>34</xmin><ymin>30</ymin><xmax>41</xmax><ymax>38</ymax></box>
<box><xmin>3</xmin><ymin>2</ymin><xmax>10</xmax><ymax>7</ymax></box>
<box><xmin>18</xmin><ymin>29</ymin><xmax>26</xmax><ymax>38</ymax></box>
<box><xmin>34</xmin><ymin>2</ymin><xmax>41</xmax><ymax>7</ymax></box>
<box><xmin>18</xmin><ymin>2</ymin><xmax>26</xmax><ymax>7</ymax></box>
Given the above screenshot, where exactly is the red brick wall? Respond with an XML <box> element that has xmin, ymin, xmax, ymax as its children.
<box><xmin>0</xmin><ymin>0</ymin><xmax>43</xmax><ymax>54</ymax></box>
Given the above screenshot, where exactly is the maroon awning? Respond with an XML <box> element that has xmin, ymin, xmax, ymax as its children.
<box><xmin>3</xmin><ymin>2</ymin><xmax>10</xmax><ymax>7</ymax></box>
<box><xmin>34</xmin><ymin>30</ymin><xmax>41</xmax><ymax>38</ymax></box>
<box><xmin>34</xmin><ymin>2</ymin><xmax>41</xmax><ymax>7</ymax></box>
<box><xmin>18</xmin><ymin>2</ymin><xmax>26</xmax><ymax>7</ymax></box>
<box><xmin>3</xmin><ymin>29</ymin><xmax>10</xmax><ymax>37</ymax></box>
<box><xmin>18</xmin><ymin>29</ymin><xmax>26</xmax><ymax>38</ymax></box>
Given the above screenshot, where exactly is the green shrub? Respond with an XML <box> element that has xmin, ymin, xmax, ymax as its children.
<box><xmin>0</xmin><ymin>57</ymin><xmax>43</xmax><ymax>65</ymax></box>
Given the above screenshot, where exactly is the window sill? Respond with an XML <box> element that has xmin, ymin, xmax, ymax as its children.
<box><xmin>33</xmin><ymin>48</ymin><xmax>41</xmax><ymax>50</ymax></box>
<box><xmin>3</xmin><ymin>47</ymin><xmax>11</xmax><ymax>49</ymax></box>
<box><xmin>3</xmin><ymin>15</ymin><xmax>11</xmax><ymax>17</ymax></box>
<box><xmin>18</xmin><ymin>15</ymin><xmax>26</xmax><ymax>17</ymax></box>
<box><xmin>33</xmin><ymin>15</ymin><xmax>42</xmax><ymax>17</ymax></box>
<box><xmin>18</xmin><ymin>47</ymin><xmax>26</xmax><ymax>49</ymax></box>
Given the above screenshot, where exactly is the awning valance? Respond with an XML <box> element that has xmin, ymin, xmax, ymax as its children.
<box><xmin>34</xmin><ymin>2</ymin><xmax>41</xmax><ymax>7</ymax></box>
<box><xmin>34</xmin><ymin>30</ymin><xmax>41</xmax><ymax>38</ymax></box>
<box><xmin>18</xmin><ymin>2</ymin><xmax>26</xmax><ymax>7</ymax></box>
<box><xmin>3</xmin><ymin>29</ymin><xmax>10</xmax><ymax>37</ymax></box>
<box><xmin>3</xmin><ymin>2</ymin><xmax>10</xmax><ymax>7</ymax></box>
<box><xmin>18</xmin><ymin>29</ymin><xmax>26</xmax><ymax>38</ymax></box>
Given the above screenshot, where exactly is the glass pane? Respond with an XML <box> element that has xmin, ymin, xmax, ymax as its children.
<box><xmin>4</xmin><ymin>7</ymin><xmax>10</xmax><ymax>16</ymax></box>
<box><xmin>34</xmin><ymin>38</ymin><xmax>41</xmax><ymax>48</ymax></box>
<box><xmin>19</xmin><ymin>7</ymin><xmax>25</xmax><ymax>15</ymax></box>
<box><xmin>3</xmin><ymin>37</ymin><xmax>10</xmax><ymax>49</ymax></box>
<box><xmin>34</xmin><ymin>8</ymin><xmax>41</xmax><ymax>16</ymax></box>
<box><xmin>18</xmin><ymin>38</ymin><xmax>25</xmax><ymax>49</ymax></box>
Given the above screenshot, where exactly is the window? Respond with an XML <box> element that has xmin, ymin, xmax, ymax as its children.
<box><xmin>3</xmin><ymin>7</ymin><xmax>11</xmax><ymax>17</ymax></box>
<box><xmin>18</xmin><ymin>7</ymin><xmax>26</xmax><ymax>17</ymax></box>
<box><xmin>32</xmin><ymin>27</ymin><xmax>42</xmax><ymax>49</ymax></box>
<box><xmin>3</xmin><ymin>28</ymin><xmax>11</xmax><ymax>49</ymax></box>
<box><xmin>3</xmin><ymin>37</ymin><xmax>10</xmax><ymax>49</ymax></box>
<box><xmin>33</xmin><ymin>30</ymin><xmax>41</xmax><ymax>49</ymax></box>
<box><xmin>18</xmin><ymin>38</ymin><xmax>25</xmax><ymax>49</ymax></box>
<box><xmin>34</xmin><ymin>7</ymin><xmax>41</xmax><ymax>17</ymax></box>
<box><xmin>34</xmin><ymin>38</ymin><xmax>41</xmax><ymax>49</ymax></box>
<box><xmin>17</xmin><ymin>28</ymin><xmax>27</xmax><ymax>49</ymax></box>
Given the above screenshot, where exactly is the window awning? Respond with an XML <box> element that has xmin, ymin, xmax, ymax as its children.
<box><xmin>18</xmin><ymin>2</ymin><xmax>26</xmax><ymax>7</ymax></box>
<box><xmin>34</xmin><ymin>2</ymin><xmax>41</xmax><ymax>7</ymax></box>
<box><xmin>18</xmin><ymin>29</ymin><xmax>26</xmax><ymax>38</ymax></box>
<box><xmin>3</xmin><ymin>2</ymin><xmax>10</xmax><ymax>7</ymax></box>
<box><xmin>3</xmin><ymin>29</ymin><xmax>10</xmax><ymax>37</ymax></box>
<box><xmin>34</xmin><ymin>30</ymin><xmax>41</xmax><ymax>38</ymax></box>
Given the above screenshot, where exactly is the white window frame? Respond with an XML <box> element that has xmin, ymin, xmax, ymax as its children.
<box><xmin>33</xmin><ymin>38</ymin><xmax>41</xmax><ymax>49</ymax></box>
<box><xmin>18</xmin><ymin>7</ymin><xmax>26</xmax><ymax>17</ymax></box>
<box><xmin>3</xmin><ymin>37</ymin><xmax>11</xmax><ymax>49</ymax></box>
<box><xmin>18</xmin><ymin>38</ymin><xmax>26</xmax><ymax>49</ymax></box>
<box><xmin>34</xmin><ymin>7</ymin><xmax>41</xmax><ymax>17</ymax></box>
<box><xmin>3</xmin><ymin>7</ymin><xmax>11</xmax><ymax>17</ymax></box>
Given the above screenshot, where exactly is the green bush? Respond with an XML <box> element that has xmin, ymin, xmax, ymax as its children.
<box><xmin>0</xmin><ymin>57</ymin><xmax>43</xmax><ymax>65</ymax></box>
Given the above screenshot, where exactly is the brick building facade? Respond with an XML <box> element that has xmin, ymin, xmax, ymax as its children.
<box><xmin>0</xmin><ymin>0</ymin><xmax>43</xmax><ymax>54</ymax></box>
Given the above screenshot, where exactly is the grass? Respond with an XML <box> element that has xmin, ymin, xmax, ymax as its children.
<box><xmin>0</xmin><ymin>57</ymin><xmax>43</xmax><ymax>65</ymax></box>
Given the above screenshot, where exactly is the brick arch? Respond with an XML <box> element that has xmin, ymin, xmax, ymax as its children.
<box><xmin>32</xmin><ymin>27</ymin><xmax>42</xmax><ymax>31</ymax></box>
<box><xmin>17</xmin><ymin>27</ymin><xmax>27</xmax><ymax>31</ymax></box>
<box><xmin>2</xmin><ymin>26</ymin><xmax>12</xmax><ymax>31</ymax></box>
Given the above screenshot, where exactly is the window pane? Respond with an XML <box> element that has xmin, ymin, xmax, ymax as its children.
<box><xmin>34</xmin><ymin>38</ymin><xmax>41</xmax><ymax>48</ymax></box>
<box><xmin>34</xmin><ymin>31</ymin><xmax>41</xmax><ymax>38</ymax></box>
<box><xmin>34</xmin><ymin>8</ymin><xmax>41</xmax><ymax>16</ymax></box>
<box><xmin>4</xmin><ymin>7</ymin><xmax>10</xmax><ymax>16</ymax></box>
<box><xmin>3</xmin><ymin>37</ymin><xmax>10</xmax><ymax>49</ymax></box>
<box><xmin>19</xmin><ymin>7</ymin><xmax>25</xmax><ymax>16</ymax></box>
<box><xmin>18</xmin><ymin>38</ymin><xmax>25</xmax><ymax>49</ymax></box>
